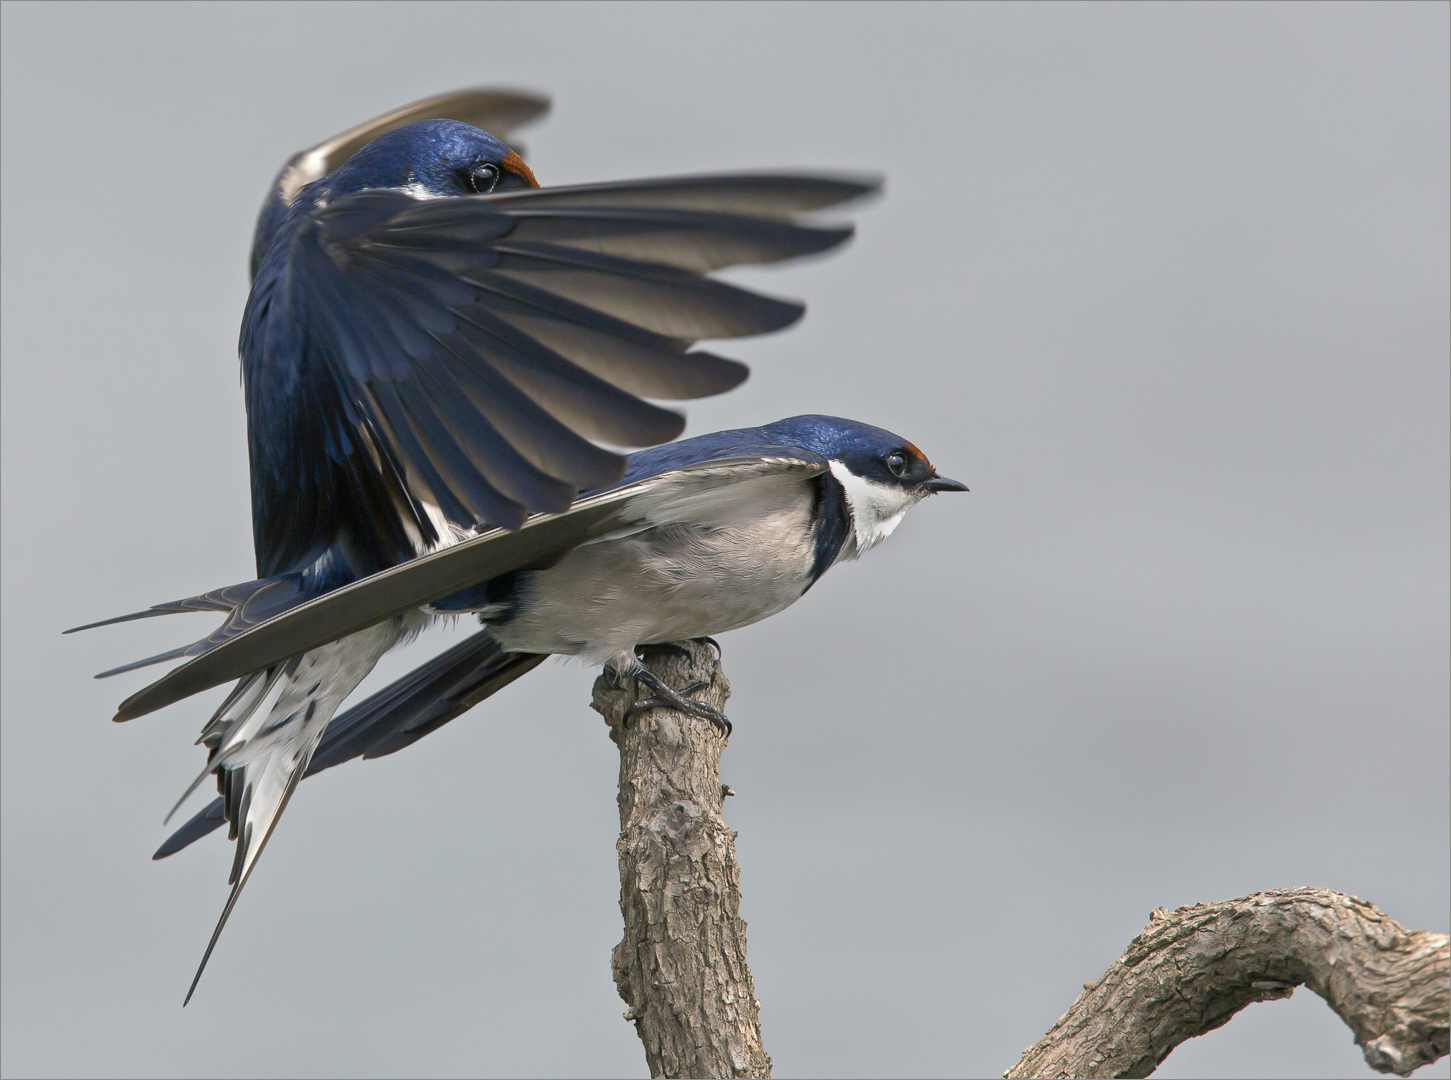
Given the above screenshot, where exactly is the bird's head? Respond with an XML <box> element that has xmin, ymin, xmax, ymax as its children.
<box><xmin>323</xmin><ymin>118</ymin><xmax>539</xmax><ymax>198</ymax></box>
<box><xmin>763</xmin><ymin>415</ymin><xmax>967</xmax><ymax>556</ymax></box>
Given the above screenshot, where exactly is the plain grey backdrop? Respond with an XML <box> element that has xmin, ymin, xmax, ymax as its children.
<box><xmin>2</xmin><ymin>3</ymin><xmax>1446</xmax><ymax>1077</ymax></box>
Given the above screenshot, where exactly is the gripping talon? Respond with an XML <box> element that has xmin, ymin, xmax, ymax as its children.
<box><xmin>624</xmin><ymin>669</ymin><xmax>731</xmax><ymax>737</ymax></box>
<box><xmin>623</xmin><ymin>695</ymin><xmax>664</xmax><ymax>722</ymax></box>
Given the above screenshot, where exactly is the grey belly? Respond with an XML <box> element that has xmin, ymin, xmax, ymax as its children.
<box><xmin>489</xmin><ymin>499</ymin><xmax>817</xmax><ymax>663</ymax></box>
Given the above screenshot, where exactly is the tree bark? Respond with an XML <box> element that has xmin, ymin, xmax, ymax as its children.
<box><xmin>591</xmin><ymin>641</ymin><xmax>771</xmax><ymax>1080</ymax></box>
<box><xmin>1004</xmin><ymin>888</ymin><xmax>1450</xmax><ymax>1079</ymax></box>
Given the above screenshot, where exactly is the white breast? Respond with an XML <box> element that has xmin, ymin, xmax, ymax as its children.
<box><xmin>490</xmin><ymin>474</ymin><xmax>820</xmax><ymax>663</ymax></box>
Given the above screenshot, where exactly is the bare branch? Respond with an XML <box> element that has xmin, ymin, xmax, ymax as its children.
<box><xmin>592</xmin><ymin>642</ymin><xmax>771</xmax><ymax>1080</ymax></box>
<box><xmin>1005</xmin><ymin>888</ymin><xmax>1449</xmax><ymax>1079</ymax></box>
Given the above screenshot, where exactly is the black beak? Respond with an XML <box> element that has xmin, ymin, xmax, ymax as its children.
<box><xmin>922</xmin><ymin>475</ymin><xmax>968</xmax><ymax>493</ymax></box>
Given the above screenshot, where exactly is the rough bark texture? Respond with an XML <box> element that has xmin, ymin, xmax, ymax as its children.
<box><xmin>591</xmin><ymin>642</ymin><xmax>770</xmax><ymax>1080</ymax></box>
<box><xmin>1005</xmin><ymin>888</ymin><xmax>1450</xmax><ymax>1079</ymax></box>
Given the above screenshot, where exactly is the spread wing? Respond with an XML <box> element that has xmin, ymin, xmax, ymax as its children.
<box><xmin>106</xmin><ymin>455</ymin><xmax>827</xmax><ymax>721</ymax></box>
<box><xmin>251</xmin><ymin>87</ymin><xmax>551</xmax><ymax>275</ymax></box>
<box><xmin>245</xmin><ymin>174</ymin><xmax>875</xmax><ymax>578</ymax></box>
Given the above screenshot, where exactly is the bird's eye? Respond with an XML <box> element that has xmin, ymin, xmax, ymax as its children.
<box><xmin>469</xmin><ymin>164</ymin><xmax>500</xmax><ymax>194</ymax></box>
<box><xmin>886</xmin><ymin>452</ymin><xmax>908</xmax><ymax>476</ymax></box>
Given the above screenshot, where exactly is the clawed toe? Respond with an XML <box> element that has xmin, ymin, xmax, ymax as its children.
<box><xmin>623</xmin><ymin>695</ymin><xmax>665</xmax><ymax>723</ymax></box>
<box><xmin>624</xmin><ymin>670</ymin><xmax>731</xmax><ymax>737</ymax></box>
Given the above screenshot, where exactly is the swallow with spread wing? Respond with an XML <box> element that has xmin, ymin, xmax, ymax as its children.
<box><xmin>72</xmin><ymin>89</ymin><xmax>964</xmax><ymax>1004</ymax></box>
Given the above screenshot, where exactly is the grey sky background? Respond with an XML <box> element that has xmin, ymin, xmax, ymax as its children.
<box><xmin>2</xmin><ymin>3</ymin><xmax>1447</xmax><ymax>1078</ymax></box>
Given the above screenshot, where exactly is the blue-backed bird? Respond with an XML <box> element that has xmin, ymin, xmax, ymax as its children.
<box><xmin>71</xmin><ymin>90</ymin><xmax>964</xmax><ymax>1003</ymax></box>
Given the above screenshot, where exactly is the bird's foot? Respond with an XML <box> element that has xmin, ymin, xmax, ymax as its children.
<box><xmin>624</xmin><ymin>669</ymin><xmax>731</xmax><ymax>738</ymax></box>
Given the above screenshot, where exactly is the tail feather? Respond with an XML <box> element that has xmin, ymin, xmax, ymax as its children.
<box><xmin>184</xmin><ymin>762</ymin><xmax>306</xmax><ymax>1006</ymax></box>
<box><xmin>196</xmin><ymin>667</ymin><xmax>285</xmax><ymax>749</ymax></box>
<box><xmin>176</xmin><ymin>619</ymin><xmax>402</xmax><ymax>1001</ymax></box>
<box><xmin>184</xmin><ymin>687</ymin><xmax>331</xmax><ymax>1003</ymax></box>
<box><xmin>153</xmin><ymin>630</ymin><xmax>545</xmax><ymax>860</ymax></box>
<box><xmin>166</xmin><ymin>668</ymin><xmax>287</xmax><ymax>825</ymax></box>
<box><xmin>154</xmin><ymin>799</ymin><xmax>225</xmax><ymax>859</ymax></box>
<box><xmin>167</xmin><ymin>762</ymin><xmax>220</xmax><ymax>828</ymax></box>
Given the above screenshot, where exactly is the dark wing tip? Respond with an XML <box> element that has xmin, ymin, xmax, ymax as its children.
<box><xmin>633</xmin><ymin>405</ymin><xmax>686</xmax><ymax>447</ymax></box>
<box><xmin>112</xmin><ymin>697</ymin><xmax>153</xmax><ymax>723</ymax></box>
<box><xmin>796</xmin><ymin>172</ymin><xmax>884</xmax><ymax>207</ymax></box>
<box><xmin>65</xmin><ymin>608</ymin><xmax>171</xmax><ymax>635</ymax></box>
<box><xmin>95</xmin><ymin>644</ymin><xmax>193</xmax><ymax>684</ymax></box>
<box><xmin>853</xmin><ymin>173</ymin><xmax>885</xmax><ymax>197</ymax></box>
<box><xmin>750</xmin><ymin>294</ymin><xmax>807</xmax><ymax>336</ymax></box>
<box><xmin>679</xmin><ymin>351</ymin><xmax>749</xmax><ymax>397</ymax></box>
<box><xmin>113</xmin><ymin>680</ymin><xmax>174</xmax><ymax>721</ymax></box>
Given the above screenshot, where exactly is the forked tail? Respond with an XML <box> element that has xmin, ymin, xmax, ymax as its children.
<box><xmin>155</xmin><ymin>629</ymin><xmax>546</xmax><ymax>860</ymax></box>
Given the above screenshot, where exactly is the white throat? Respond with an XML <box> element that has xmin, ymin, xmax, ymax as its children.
<box><xmin>828</xmin><ymin>461</ymin><xmax>919</xmax><ymax>558</ymax></box>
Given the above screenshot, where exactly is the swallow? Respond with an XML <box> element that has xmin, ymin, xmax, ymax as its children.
<box><xmin>70</xmin><ymin>88</ymin><xmax>882</xmax><ymax>1002</ymax></box>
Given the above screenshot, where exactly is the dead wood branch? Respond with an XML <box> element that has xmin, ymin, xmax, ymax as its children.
<box><xmin>591</xmin><ymin>641</ymin><xmax>770</xmax><ymax>1080</ymax></box>
<box><xmin>1005</xmin><ymin>887</ymin><xmax>1449</xmax><ymax>1079</ymax></box>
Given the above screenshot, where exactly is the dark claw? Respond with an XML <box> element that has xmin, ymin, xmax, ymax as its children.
<box><xmin>624</xmin><ymin>669</ymin><xmax>731</xmax><ymax>737</ymax></box>
<box><xmin>623</xmin><ymin>680</ymin><xmax>710</xmax><ymax>722</ymax></box>
<box><xmin>623</xmin><ymin>695</ymin><xmax>665</xmax><ymax>721</ymax></box>
<box><xmin>694</xmin><ymin>636</ymin><xmax>722</xmax><ymax>660</ymax></box>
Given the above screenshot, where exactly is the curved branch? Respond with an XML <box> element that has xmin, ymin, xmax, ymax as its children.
<box><xmin>1005</xmin><ymin>888</ymin><xmax>1449</xmax><ymax>1079</ymax></box>
<box><xmin>592</xmin><ymin>642</ymin><xmax>771</xmax><ymax>1079</ymax></box>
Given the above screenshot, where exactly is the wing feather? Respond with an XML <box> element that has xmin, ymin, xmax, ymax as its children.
<box><xmin>502</xmin><ymin>207</ymin><xmax>853</xmax><ymax>273</ymax></box>
<box><xmin>485</xmin><ymin>173</ymin><xmax>877</xmax><ymax>216</ymax></box>
<box><xmin>245</xmin><ymin>173</ymin><xmax>874</xmax><ymax>578</ymax></box>
<box><xmin>489</xmin><ymin>241</ymin><xmax>804</xmax><ymax>339</ymax></box>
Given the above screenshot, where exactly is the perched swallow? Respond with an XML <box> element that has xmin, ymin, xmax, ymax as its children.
<box><xmin>112</xmin><ymin>415</ymin><xmax>966</xmax><ymax>907</ymax></box>
<box><xmin>72</xmin><ymin>88</ymin><xmax>889</xmax><ymax>1002</ymax></box>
